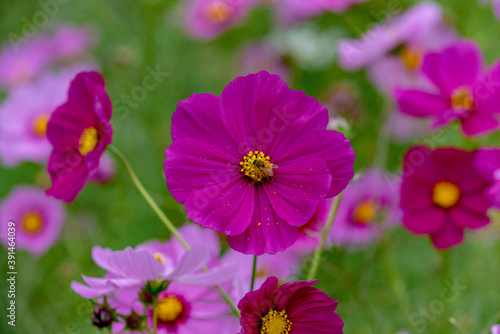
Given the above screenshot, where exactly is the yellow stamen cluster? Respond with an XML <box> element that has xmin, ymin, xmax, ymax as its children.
<box><xmin>451</xmin><ymin>87</ymin><xmax>473</xmax><ymax>110</ymax></box>
<box><xmin>400</xmin><ymin>46</ymin><xmax>421</xmax><ymax>71</ymax></box>
<box><xmin>33</xmin><ymin>114</ymin><xmax>50</xmax><ymax>136</ymax></box>
<box><xmin>260</xmin><ymin>310</ymin><xmax>292</xmax><ymax>334</ymax></box>
<box><xmin>240</xmin><ymin>151</ymin><xmax>274</xmax><ymax>183</ymax></box>
<box><xmin>79</xmin><ymin>127</ymin><xmax>100</xmax><ymax>156</ymax></box>
<box><xmin>432</xmin><ymin>181</ymin><xmax>461</xmax><ymax>209</ymax></box>
<box><xmin>157</xmin><ymin>296</ymin><xmax>183</xmax><ymax>322</ymax></box>
<box><xmin>22</xmin><ymin>212</ymin><xmax>43</xmax><ymax>234</ymax></box>
<box><xmin>154</xmin><ymin>252</ymin><xmax>166</xmax><ymax>264</ymax></box>
<box><xmin>353</xmin><ymin>200</ymin><xmax>377</xmax><ymax>224</ymax></box>
<box><xmin>206</xmin><ymin>1</ymin><xmax>231</xmax><ymax>22</ymax></box>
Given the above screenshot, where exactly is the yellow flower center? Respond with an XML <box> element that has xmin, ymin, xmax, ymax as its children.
<box><xmin>261</xmin><ymin>310</ymin><xmax>292</xmax><ymax>334</ymax></box>
<box><xmin>157</xmin><ymin>296</ymin><xmax>183</xmax><ymax>322</ymax></box>
<box><xmin>432</xmin><ymin>181</ymin><xmax>460</xmax><ymax>209</ymax></box>
<box><xmin>154</xmin><ymin>252</ymin><xmax>166</xmax><ymax>264</ymax></box>
<box><xmin>79</xmin><ymin>127</ymin><xmax>101</xmax><ymax>156</ymax></box>
<box><xmin>240</xmin><ymin>151</ymin><xmax>277</xmax><ymax>183</ymax></box>
<box><xmin>206</xmin><ymin>1</ymin><xmax>231</xmax><ymax>22</ymax></box>
<box><xmin>22</xmin><ymin>212</ymin><xmax>43</xmax><ymax>234</ymax></box>
<box><xmin>451</xmin><ymin>87</ymin><xmax>473</xmax><ymax>110</ymax></box>
<box><xmin>353</xmin><ymin>200</ymin><xmax>377</xmax><ymax>224</ymax></box>
<box><xmin>399</xmin><ymin>46</ymin><xmax>421</xmax><ymax>71</ymax></box>
<box><xmin>33</xmin><ymin>114</ymin><xmax>50</xmax><ymax>137</ymax></box>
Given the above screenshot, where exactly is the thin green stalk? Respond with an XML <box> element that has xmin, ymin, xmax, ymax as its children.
<box><xmin>109</xmin><ymin>145</ymin><xmax>240</xmax><ymax>317</ymax></box>
<box><xmin>108</xmin><ymin>145</ymin><xmax>189</xmax><ymax>249</ymax></box>
<box><xmin>381</xmin><ymin>235</ymin><xmax>413</xmax><ymax>324</ymax></box>
<box><xmin>307</xmin><ymin>195</ymin><xmax>341</xmax><ymax>281</ymax></box>
<box><xmin>250</xmin><ymin>255</ymin><xmax>258</xmax><ymax>292</ymax></box>
<box><xmin>152</xmin><ymin>298</ymin><xmax>158</xmax><ymax>334</ymax></box>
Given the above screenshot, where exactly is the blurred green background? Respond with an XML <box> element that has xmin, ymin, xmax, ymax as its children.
<box><xmin>1</xmin><ymin>0</ymin><xmax>500</xmax><ymax>333</ymax></box>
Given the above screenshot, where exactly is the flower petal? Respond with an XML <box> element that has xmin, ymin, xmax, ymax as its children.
<box><xmin>430</xmin><ymin>222</ymin><xmax>464</xmax><ymax>250</ymax></box>
<box><xmin>164</xmin><ymin>137</ymin><xmax>241</xmax><ymax>204</ymax></box>
<box><xmin>171</xmin><ymin>93</ymin><xmax>240</xmax><ymax>156</ymax></box>
<box><xmin>449</xmin><ymin>206</ymin><xmax>490</xmax><ymax>230</ymax></box>
<box><xmin>183</xmin><ymin>176</ymin><xmax>255</xmax><ymax>236</ymax></box>
<box><xmin>273</xmin><ymin>130</ymin><xmax>354</xmax><ymax>198</ymax></box>
<box><xmin>403</xmin><ymin>207</ymin><xmax>446</xmax><ymax>235</ymax></box>
<box><xmin>218</xmin><ymin>71</ymin><xmax>328</xmax><ymax>154</ymax></box>
<box><xmin>107</xmin><ymin>247</ymin><xmax>164</xmax><ymax>280</ymax></box>
<box><xmin>227</xmin><ymin>187</ymin><xmax>298</xmax><ymax>255</ymax></box>
<box><xmin>396</xmin><ymin>89</ymin><xmax>449</xmax><ymax>118</ymax></box>
<box><xmin>265</xmin><ymin>158</ymin><xmax>331</xmax><ymax>226</ymax></box>
<box><xmin>166</xmin><ymin>245</ymin><xmax>210</xmax><ymax>280</ymax></box>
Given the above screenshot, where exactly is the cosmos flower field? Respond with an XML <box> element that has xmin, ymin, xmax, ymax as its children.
<box><xmin>1</xmin><ymin>0</ymin><xmax>500</xmax><ymax>333</ymax></box>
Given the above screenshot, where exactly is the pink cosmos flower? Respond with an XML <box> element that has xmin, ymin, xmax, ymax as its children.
<box><xmin>339</xmin><ymin>2</ymin><xmax>456</xmax><ymax>94</ymax></box>
<box><xmin>396</xmin><ymin>40</ymin><xmax>500</xmax><ymax>136</ymax></box>
<box><xmin>46</xmin><ymin>71</ymin><xmax>113</xmax><ymax>203</ymax></box>
<box><xmin>71</xmin><ymin>244</ymin><xmax>235</xmax><ymax>299</ymax></box>
<box><xmin>238</xmin><ymin>276</ymin><xmax>344</xmax><ymax>334</ymax></box>
<box><xmin>475</xmin><ymin>148</ymin><xmax>500</xmax><ymax>208</ymax></box>
<box><xmin>274</xmin><ymin>0</ymin><xmax>368</xmax><ymax>26</ymax></box>
<box><xmin>0</xmin><ymin>185</ymin><xmax>65</xmax><ymax>255</ymax></box>
<box><xmin>147</xmin><ymin>284</ymin><xmax>239</xmax><ymax>334</ymax></box>
<box><xmin>183</xmin><ymin>0</ymin><xmax>258</xmax><ymax>40</ymax></box>
<box><xmin>329</xmin><ymin>168</ymin><xmax>401</xmax><ymax>247</ymax></box>
<box><xmin>401</xmin><ymin>146</ymin><xmax>493</xmax><ymax>250</ymax></box>
<box><xmin>492</xmin><ymin>324</ymin><xmax>500</xmax><ymax>334</ymax></box>
<box><xmin>0</xmin><ymin>35</ymin><xmax>53</xmax><ymax>88</ymax></box>
<box><xmin>0</xmin><ymin>71</ymin><xmax>72</xmax><ymax>166</ymax></box>
<box><xmin>164</xmin><ymin>71</ymin><xmax>355</xmax><ymax>255</ymax></box>
<box><xmin>239</xmin><ymin>42</ymin><xmax>290</xmax><ymax>83</ymax></box>
<box><xmin>339</xmin><ymin>2</ymin><xmax>444</xmax><ymax>71</ymax></box>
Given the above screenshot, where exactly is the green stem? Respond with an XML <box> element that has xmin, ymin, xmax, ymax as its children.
<box><xmin>108</xmin><ymin>145</ymin><xmax>190</xmax><ymax>250</ymax></box>
<box><xmin>109</xmin><ymin>145</ymin><xmax>241</xmax><ymax>317</ymax></box>
<box><xmin>381</xmin><ymin>235</ymin><xmax>413</xmax><ymax>324</ymax></box>
<box><xmin>250</xmin><ymin>255</ymin><xmax>258</xmax><ymax>292</ymax></box>
<box><xmin>307</xmin><ymin>194</ymin><xmax>341</xmax><ymax>281</ymax></box>
<box><xmin>152</xmin><ymin>298</ymin><xmax>158</xmax><ymax>334</ymax></box>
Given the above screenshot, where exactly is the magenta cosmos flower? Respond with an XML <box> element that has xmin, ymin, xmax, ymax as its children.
<box><xmin>0</xmin><ymin>185</ymin><xmax>65</xmax><ymax>255</ymax></box>
<box><xmin>274</xmin><ymin>0</ymin><xmax>368</xmax><ymax>26</ymax></box>
<box><xmin>396</xmin><ymin>40</ymin><xmax>500</xmax><ymax>136</ymax></box>
<box><xmin>329</xmin><ymin>168</ymin><xmax>401</xmax><ymax>247</ymax></box>
<box><xmin>46</xmin><ymin>71</ymin><xmax>113</xmax><ymax>202</ymax></box>
<box><xmin>164</xmin><ymin>71</ymin><xmax>355</xmax><ymax>255</ymax></box>
<box><xmin>238</xmin><ymin>276</ymin><xmax>343</xmax><ymax>334</ymax></box>
<box><xmin>475</xmin><ymin>148</ymin><xmax>500</xmax><ymax>208</ymax></box>
<box><xmin>0</xmin><ymin>70</ymin><xmax>72</xmax><ymax>166</ymax></box>
<box><xmin>401</xmin><ymin>146</ymin><xmax>493</xmax><ymax>250</ymax></box>
<box><xmin>184</xmin><ymin>0</ymin><xmax>257</xmax><ymax>40</ymax></box>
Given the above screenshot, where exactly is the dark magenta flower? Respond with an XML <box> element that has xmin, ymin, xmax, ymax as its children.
<box><xmin>164</xmin><ymin>71</ymin><xmax>355</xmax><ymax>255</ymax></box>
<box><xmin>238</xmin><ymin>276</ymin><xmax>344</xmax><ymax>334</ymax></box>
<box><xmin>396</xmin><ymin>40</ymin><xmax>500</xmax><ymax>136</ymax></box>
<box><xmin>46</xmin><ymin>71</ymin><xmax>113</xmax><ymax>203</ymax></box>
<box><xmin>401</xmin><ymin>146</ymin><xmax>493</xmax><ymax>250</ymax></box>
